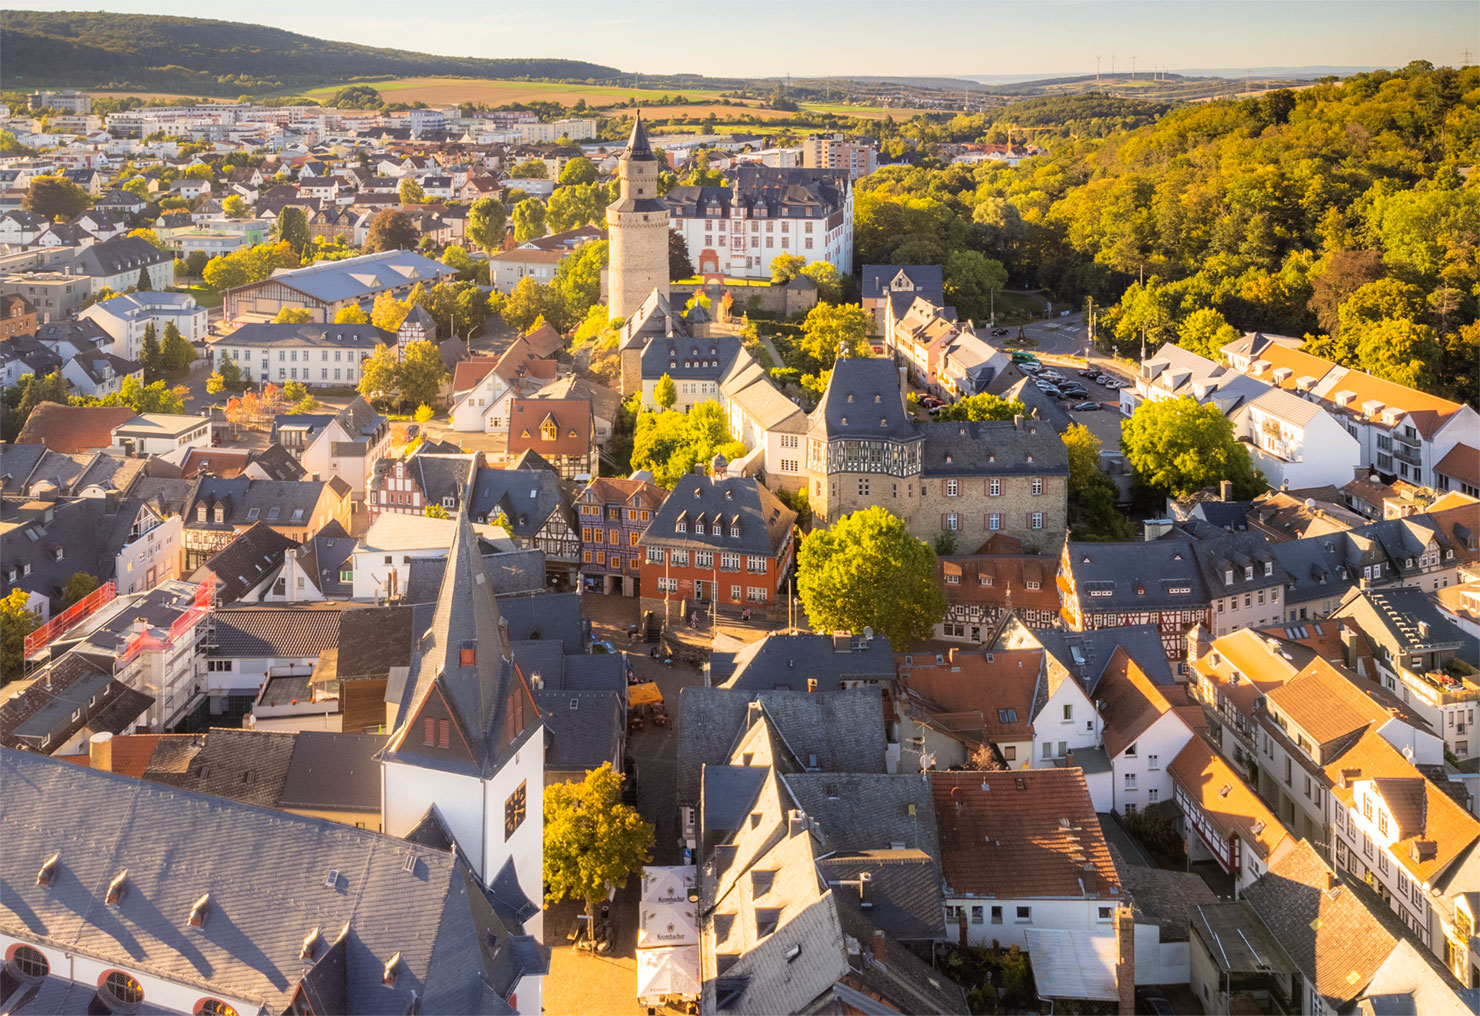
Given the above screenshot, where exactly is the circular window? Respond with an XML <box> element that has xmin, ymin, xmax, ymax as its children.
<box><xmin>196</xmin><ymin>1001</ymin><xmax>238</xmax><ymax>1016</ymax></box>
<box><xmin>6</xmin><ymin>944</ymin><xmax>49</xmax><ymax>980</ymax></box>
<box><xmin>99</xmin><ymin>971</ymin><xmax>144</xmax><ymax>1011</ymax></box>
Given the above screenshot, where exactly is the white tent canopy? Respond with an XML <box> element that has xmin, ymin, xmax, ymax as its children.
<box><xmin>636</xmin><ymin>945</ymin><xmax>701</xmax><ymax>1002</ymax></box>
<box><xmin>639</xmin><ymin>899</ymin><xmax>698</xmax><ymax>948</ymax></box>
<box><xmin>641</xmin><ymin>864</ymin><xmax>697</xmax><ymax>906</ymax></box>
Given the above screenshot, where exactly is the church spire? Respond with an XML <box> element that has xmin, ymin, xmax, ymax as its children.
<box><xmin>624</xmin><ymin>111</ymin><xmax>655</xmax><ymax>162</ymax></box>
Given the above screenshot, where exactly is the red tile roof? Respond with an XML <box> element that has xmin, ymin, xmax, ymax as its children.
<box><xmin>507</xmin><ymin>398</ymin><xmax>592</xmax><ymax>458</ymax></box>
<box><xmin>451</xmin><ymin>356</ymin><xmax>499</xmax><ymax>394</ymax></box>
<box><xmin>1094</xmin><ymin>648</ymin><xmax>1176</xmax><ymax>759</ymax></box>
<box><xmin>930</xmin><ymin>769</ymin><xmax>1121</xmax><ymax>899</ymax></box>
<box><xmin>15</xmin><ymin>402</ymin><xmax>137</xmax><ymax>452</ymax></box>
<box><xmin>1169</xmin><ymin>739</ymin><xmax>1292</xmax><ymax>862</ymax></box>
<box><xmin>896</xmin><ymin>649</ymin><xmax>1041</xmax><ymax>741</ymax></box>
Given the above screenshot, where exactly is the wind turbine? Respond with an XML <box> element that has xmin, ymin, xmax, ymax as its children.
<box><xmin>1095</xmin><ymin>55</ymin><xmax>1102</xmax><ymax>82</ymax></box>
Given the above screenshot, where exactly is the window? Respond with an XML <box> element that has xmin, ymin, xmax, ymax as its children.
<box><xmin>1378</xmin><ymin>811</ymin><xmax>1389</xmax><ymax>836</ymax></box>
<box><xmin>670</xmin><ymin>550</ymin><xmax>688</xmax><ymax>567</ymax></box>
<box><xmin>197</xmin><ymin>1001</ymin><xmax>238</xmax><ymax>1016</ymax></box>
<box><xmin>1015</xmin><ymin>906</ymin><xmax>1031</xmax><ymax>922</ymax></box>
<box><xmin>946</xmin><ymin>479</ymin><xmax>958</xmax><ymax>497</ymax></box>
<box><xmin>971</xmin><ymin>905</ymin><xmax>984</xmax><ymax>924</ymax></box>
<box><xmin>1124</xmin><ymin>773</ymin><xmax>1137</xmax><ymax>790</ymax></box>
<box><xmin>100</xmin><ymin>971</ymin><xmax>145</xmax><ymax>1010</ymax></box>
<box><xmin>1031</xmin><ymin>512</ymin><xmax>1043</xmax><ymax>530</ymax></box>
<box><xmin>988</xmin><ymin>513</ymin><xmax>1001</xmax><ymax>531</ymax></box>
<box><xmin>1148</xmin><ymin>789</ymin><xmax>1159</xmax><ymax>803</ymax></box>
<box><xmin>1063</xmin><ymin>704</ymin><xmax>1073</xmax><ymax>721</ymax></box>
<box><xmin>991</xmin><ymin>905</ymin><xmax>1003</xmax><ymax>924</ymax></box>
<box><xmin>1043</xmin><ymin>742</ymin><xmax>1053</xmax><ymax>759</ymax></box>
<box><xmin>1364</xmin><ymin>796</ymin><xmax>1373</xmax><ymax>820</ymax></box>
<box><xmin>1125</xmin><ymin>803</ymin><xmax>1138</xmax><ymax>815</ymax></box>
<box><xmin>746</xmin><ymin>587</ymin><xmax>768</xmax><ymax>603</ymax></box>
<box><xmin>989</xmin><ymin>478</ymin><xmax>1001</xmax><ymax>497</ymax></box>
<box><xmin>646</xmin><ymin>547</ymin><xmax>665</xmax><ymax>564</ymax></box>
<box><xmin>721</xmin><ymin>552</ymin><xmax>741</xmax><ymax>571</ymax></box>
<box><xmin>1032</xmin><ymin>478</ymin><xmax>1043</xmax><ymax>496</ymax></box>
<box><xmin>696</xmin><ymin>551</ymin><xmax>713</xmax><ymax>568</ymax></box>
<box><xmin>7</xmin><ymin>945</ymin><xmax>48</xmax><ymax>980</ymax></box>
<box><xmin>945</xmin><ymin>513</ymin><xmax>959</xmax><ymax>531</ymax></box>
<box><xmin>1147</xmin><ymin>754</ymin><xmax>1159</xmax><ymax>770</ymax></box>
<box><xmin>857</xmin><ymin>477</ymin><xmax>869</xmax><ymax>496</ymax></box>
<box><xmin>746</xmin><ymin>555</ymin><xmax>767</xmax><ymax>574</ymax></box>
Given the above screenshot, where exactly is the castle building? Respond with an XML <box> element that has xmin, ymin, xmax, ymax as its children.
<box><xmin>605</xmin><ymin>115</ymin><xmax>669</xmax><ymax>323</ymax></box>
<box><xmin>807</xmin><ymin>357</ymin><xmax>1069</xmax><ymax>552</ymax></box>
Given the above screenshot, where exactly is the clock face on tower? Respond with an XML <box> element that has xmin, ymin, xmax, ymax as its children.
<box><xmin>504</xmin><ymin>780</ymin><xmax>527</xmax><ymax>840</ymax></box>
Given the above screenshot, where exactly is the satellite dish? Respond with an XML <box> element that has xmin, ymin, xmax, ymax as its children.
<box><xmin>863</xmin><ymin>627</ymin><xmax>874</xmax><ymax>641</ymax></box>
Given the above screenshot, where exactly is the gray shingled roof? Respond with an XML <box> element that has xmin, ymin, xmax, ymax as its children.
<box><xmin>534</xmin><ymin>689</ymin><xmax>623</xmax><ymax>773</ymax></box>
<box><xmin>920</xmin><ymin>417</ymin><xmax>1069</xmax><ymax>477</ymax></box>
<box><xmin>1</xmin><ymin>748</ymin><xmax>542</xmax><ymax>1015</ymax></box>
<box><xmin>808</xmin><ymin>357</ymin><xmax>917</xmax><ymax>442</ymax></box>
<box><xmin>204</xmin><ymin>521</ymin><xmax>300</xmax><ymax>605</ymax></box>
<box><xmin>709</xmin><ymin>632</ymin><xmax>895</xmax><ymax>692</ymax></box>
<box><xmin>643</xmin><ymin>472</ymin><xmax>795</xmax><ymax>559</ymax></box>
<box><xmin>675</xmin><ymin>687</ymin><xmax>887</xmax><ymax>806</ymax></box>
<box><xmin>211</xmin><ymin>606</ymin><xmax>344</xmax><ymax>659</ymax></box>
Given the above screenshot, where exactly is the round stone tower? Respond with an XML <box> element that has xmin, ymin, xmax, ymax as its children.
<box><xmin>606</xmin><ymin>113</ymin><xmax>670</xmax><ymax>323</ymax></box>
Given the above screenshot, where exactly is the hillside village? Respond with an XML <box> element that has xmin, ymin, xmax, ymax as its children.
<box><xmin>1</xmin><ymin>62</ymin><xmax>1479</xmax><ymax>1016</ymax></box>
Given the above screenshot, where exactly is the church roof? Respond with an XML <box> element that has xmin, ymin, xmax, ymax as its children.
<box><xmin>383</xmin><ymin>509</ymin><xmax>541</xmax><ymax>778</ymax></box>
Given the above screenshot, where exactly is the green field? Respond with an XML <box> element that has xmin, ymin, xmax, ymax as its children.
<box><xmin>288</xmin><ymin>77</ymin><xmax>731</xmax><ymax>107</ymax></box>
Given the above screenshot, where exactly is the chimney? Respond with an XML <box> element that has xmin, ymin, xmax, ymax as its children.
<box><xmin>859</xmin><ymin>871</ymin><xmax>874</xmax><ymax>909</ymax></box>
<box><xmin>1115</xmin><ymin>904</ymin><xmax>1136</xmax><ymax>1016</ymax></box>
<box><xmin>1327</xmin><ymin>871</ymin><xmax>1340</xmax><ymax>891</ymax></box>
<box><xmin>788</xmin><ymin>808</ymin><xmax>808</xmax><ymax>838</ymax></box>
<box><xmin>872</xmin><ymin>928</ymin><xmax>887</xmax><ymax>964</ymax></box>
<box><xmin>1013</xmin><ymin>414</ymin><xmax>1023</xmax><ymax>430</ymax></box>
<box><xmin>957</xmin><ymin>910</ymin><xmax>968</xmax><ymax>949</ymax></box>
<box><xmin>1220</xmin><ymin>480</ymin><xmax>1234</xmax><ymax>502</ymax></box>
<box><xmin>1340</xmin><ymin>626</ymin><xmax>1361</xmax><ymax>669</ymax></box>
<box><xmin>89</xmin><ymin>731</ymin><xmax>114</xmax><ymax>773</ymax></box>
<box><xmin>806</xmin><ymin>678</ymin><xmax>818</xmax><ymax>693</ymax></box>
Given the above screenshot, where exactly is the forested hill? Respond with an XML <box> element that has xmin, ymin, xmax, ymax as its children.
<box><xmin>856</xmin><ymin>64</ymin><xmax>1480</xmax><ymax>404</ymax></box>
<box><xmin>0</xmin><ymin>10</ymin><xmax>622</xmax><ymax>94</ymax></box>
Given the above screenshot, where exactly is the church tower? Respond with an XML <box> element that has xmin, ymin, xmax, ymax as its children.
<box><xmin>606</xmin><ymin>113</ymin><xmax>669</xmax><ymax>323</ymax></box>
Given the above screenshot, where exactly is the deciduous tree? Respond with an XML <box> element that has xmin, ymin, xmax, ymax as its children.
<box><xmin>276</xmin><ymin>205</ymin><xmax>310</xmax><ymax>255</ymax></box>
<box><xmin>558</xmin><ymin>156</ymin><xmax>598</xmax><ymax>186</ymax></box>
<box><xmin>1176</xmin><ymin>307</ymin><xmax>1239</xmax><ymax>361</ymax></box>
<box><xmin>796</xmin><ymin>506</ymin><xmax>945</xmax><ymax>650</ymax></box>
<box><xmin>357</xmin><ymin>344</ymin><xmax>401</xmax><ymax>406</ymax></box>
<box><xmin>1063</xmin><ymin>423</ymin><xmax>1133</xmax><ymax>540</ymax></box>
<box><xmin>512</xmin><ymin>198</ymin><xmax>547</xmax><ymax>242</ymax></box>
<box><xmin>653</xmin><ymin>373</ymin><xmax>677</xmax><ymax>409</ymax></box>
<box><xmin>274</xmin><ymin>306</ymin><xmax>314</xmax><ymax>324</ymax></box>
<box><xmin>798</xmin><ymin>303</ymin><xmax>874</xmax><ymax>368</ymax></box>
<box><xmin>544</xmin><ymin>762</ymin><xmax>654</xmax><ymax>920</ymax></box>
<box><xmin>934</xmin><ymin>394</ymin><xmax>1024</xmax><ymax>422</ymax></box>
<box><xmin>371</xmin><ymin>290</ymin><xmax>411</xmax><ymax>332</ymax></box>
<box><xmin>23</xmin><ymin>175</ymin><xmax>90</xmax><ymax>220</ymax></box>
<box><xmin>1121</xmin><ymin>397</ymin><xmax>1264</xmax><ymax>499</ymax></box>
<box><xmin>335</xmin><ymin>304</ymin><xmax>370</xmax><ymax>324</ymax></box>
<box><xmin>467</xmin><ymin>196</ymin><xmax>507</xmax><ymax>253</ymax></box>
<box><xmin>398</xmin><ymin>177</ymin><xmax>426</xmax><ymax>206</ymax></box>
<box><xmin>397</xmin><ymin>339</ymin><xmax>450</xmax><ymax>410</ymax></box>
<box><xmin>1</xmin><ymin>588</ymin><xmax>41</xmax><ymax>685</ymax></box>
<box><xmin>943</xmin><ymin>249</ymin><xmax>1008</xmax><ymax>324</ymax></box>
<box><xmin>365</xmin><ymin>209</ymin><xmax>418</xmax><ymax>253</ymax></box>
<box><xmin>61</xmin><ymin>572</ymin><xmax>99</xmax><ymax>608</ymax></box>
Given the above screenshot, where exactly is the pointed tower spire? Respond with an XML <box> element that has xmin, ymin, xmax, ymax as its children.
<box><xmin>624</xmin><ymin>111</ymin><xmax>655</xmax><ymax>161</ymax></box>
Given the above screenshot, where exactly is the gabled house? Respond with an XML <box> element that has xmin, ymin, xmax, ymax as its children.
<box><xmin>506</xmin><ymin>398</ymin><xmax>595</xmax><ymax>480</ymax></box>
<box><xmin>1091</xmin><ymin>648</ymin><xmax>1196</xmax><ymax>815</ymax></box>
<box><xmin>466</xmin><ymin>459</ymin><xmax>582</xmax><ymax>589</ymax></box>
<box><xmin>367</xmin><ymin>448</ymin><xmax>480</xmax><ymax>523</ymax></box>
<box><xmin>577</xmin><ymin>476</ymin><xmax>667</xmax><ymax>595</ymax></box>
<box><xmin>271</xmin><ymin>395</ymin><xmax>390</xmax><ymax>497</ymax></box>
<box><xmin>930</xmin><ymin>769</ymin><xmax>1125</xmax><ymax>950</ymax></box>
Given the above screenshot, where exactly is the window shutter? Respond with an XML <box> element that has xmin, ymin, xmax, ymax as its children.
<box><xmin>941</xmin><ymin>513</ymin><xmax>947</xmax><ymax>531</ymax></box>
<box><xmin>438</xmin><ymin>719</ymin><xmax>450</xmax><ymax>748</ymax></box>
<box><xmin>1025</xmin><ymin>513</ymin><xmax>1032</xmax><ymax>529</ymax></box>
<box><xmin>423</xmin><ymin>717</ymin><xmax>435</xmax><ymax>746</ymax></box>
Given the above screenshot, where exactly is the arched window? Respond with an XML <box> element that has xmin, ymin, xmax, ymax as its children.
<box><xmin>5</xmin><ymin>944</ymin><xmax>48</xmax><ymax>980</ymax></box>
<box><xmin>97</xmin><ymin>970</ymin><xmax>144</xmax><ymax>1011</ymax></box>
<box><xmin>196</xmin><ymin>1000</ymin><xmax>238</xmax><ymax>1016</ymax></box>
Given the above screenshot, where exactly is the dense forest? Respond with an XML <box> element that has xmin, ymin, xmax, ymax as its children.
<box><xmin>854</xmin><ymin>63</ymin><xmax>1480</xmax><ymax>403</ymax></box>
<box><xmin>0</xmin><ymin>10</ymin><xmax>622</xmax><ymax>93</ymax></box>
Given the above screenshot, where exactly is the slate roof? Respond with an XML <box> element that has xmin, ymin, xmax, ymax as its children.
<box><xmin>143</xmin><ymin>727</ymin><xmax>297</xmax><ymax>808</ymax></box>
<box><xmin>0</xmin><ymin>748</ymin><xmax>543</xmax><ymax>1015</ymax></box>
<box><xmin>816</xmin><ymin>850</ymin><xmax>946</xmax><ymax>941</ymax></box>
<box><xmin>494</xmin><ymin>593</ymin><xmax>587</xmax><ymax>654</ymax></box>
<box><xmin>675</xmin><ymin>686</ymin><xmax>887</xmax><ymax>807</ymax></box>
<box><xmin>782</xmin><ymin>772</ymin><xmax>941</xmax><ymax>858</ymax></box>
<box><xmin>930</xmin><ymin>769</ymin><xmax>1122</xmax><ymax>900</ymax></box>
<box><xmin>382</xmin><ymin>510</ymin><xmax>542</xmax><ymax>779</ymax></box>
<box><xmin>238</xmin><ymin>249</ymin><xmax>456</xmax><ymax>303</ymax></box>
<box><xmin>640</xmin><ymin>332</ymin><xmax>744</xmax><ymax>383</ymax></box>
<box><xmin>333</xmin><ymin>605</ymin><xmax>419</xmax><ymax>681</ymax></box>
<box><xmin>204</xmin><ymin>521</ymin><xmax>301</xmax><ymax>605</ymax></box>
<box><xmin>0</xmin><ymin>654</ymin><xmax>150</xmax><ymax>752</ymax></box>
<box><xmin>14</xmin><ymin>402</ymin><xmax>136</xmax><ymax>452</ymax></box>
<box><xmin>642</xmin><ymin>472</ymin><xmax>795</xmax><ymax>560</ymax></box>
<box><xmin>1337</xmin><ymin>585</ymin><xmax>1472</xmax><ymax>657</ymax></box>
<box><xmin>533</xmin><ymin>689</ymin><xmax>623</xmax><ymax>773</ymax></box>
<box><xmin>807</xmin><ymin>356</ymin><xmax>916</xmax><ymax>443</ymax></box>
<box><xmin>919</xmin><ymin>416</ymin><xmax>1070</xmax><ymax>477</ymax></box>
<box><xmin>1063</xmin><ymin>538</ymin><xmax>1209</xmax><ymax>612</ymax></box>
<box><xmin>183</xmin><ymin>475</ymin><xmax>346</xmax><ymax>532</ymax></box>
<box><xmin>466</xmin><ymin>463</ymin><xmax>575</xmax><ymax>542</ymax></box>
<box><xmin>709</xmin><ymin>632</ymin><xmax>895</xmax><ymax>692</ymax></box>
<box><xmin>403</xmin><ymin>548</ymin><xmax>548</xmax><ymax>605</ymax></box>
<box><xmin>211</xmin><ymin>606</ymin><xmax>344</xmax><ymax>659</ymax></box>
<box><xmin>1108</xmin><ymin>844</ymin><xmax>1216</xmax><ymax>941</ymax></box>
<box><xmin>248</xmin><ymin>442</ymin><xmax>308</xmax><ymax>481</ymax></box>
<box><xmin>72</xmin><ymin>234</ymin><xmax>170</xmax><ymax>277</ymax></box>
<box><xmin>861</xmin><ymin>264</ymin><xmax>944</xmax><ymax>306</ymax></box>
<box><xmin>0</xmin><ymin>495</ymin><xmax>161</xmax><ymax>608</ymax></box>
<box><xmin>277</xmin><ymin>731</ymin><xmax>388</xmax><ymax>813</ymax></box>
<box><xmin>222</xmin><ymin>321</ymin><xmax>396</xmax><ymax>352</ymax></box>
<box><xmin>1243</xmin><ymin>840</ymin><xmax>1400</xmax><ymax>1007</ymax></box>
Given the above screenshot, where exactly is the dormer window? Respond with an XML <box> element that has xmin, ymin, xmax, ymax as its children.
<box><xmin>212</xmin><ymin>506</ymin><xmax>224</xmax><ymax>523</ymax></box>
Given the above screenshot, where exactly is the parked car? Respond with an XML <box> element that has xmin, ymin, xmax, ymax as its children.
<box><xmin>1080</xmin><ymin>368</ymin><xmax>1100</xmax><ymax>378</ymax></box>
<box><xmin>1073</xmin><ymin>401</ymin><xmax>1102</xmax><ymax>411</ymax></box>
<box><xmin>1136</xmin><ymin>992</ymin><xmax>1175</xmax><ymax>1016</ymax></box>
<box><xmin>993</xmin><ymin>327</ymin><xmax>1010</xmax><ymax>336</ymax></box>
<box><xmin>1037</xmin><ymin>384</ymin><xmax>1064</xmax><ymax>398</ymax></box>
<box><xmin>1096</xmin><ymin>375</ymin><xmax>1116</xmax><ymax>386</ymax></box>
<box><xmin>927</xmin><ymin>405</ymin><xmax>946</xmax><ymax>416</ymax></box>
<box><xmin>919</xmin><ymin>395</ymin><xmax>943</xmax><ymax>408</ymax></box>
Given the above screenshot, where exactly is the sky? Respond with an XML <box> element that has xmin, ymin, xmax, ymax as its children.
<box><xmin>8</xmin><ymin>0</ymin><xmax>1478</xmax><ymax>79</ymax></box>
